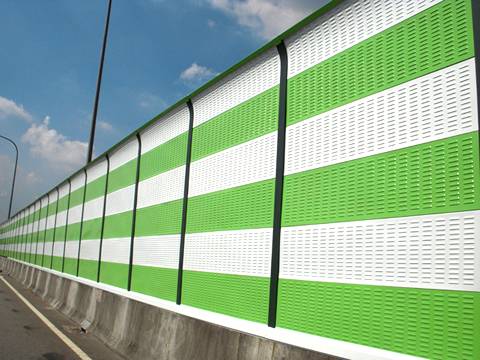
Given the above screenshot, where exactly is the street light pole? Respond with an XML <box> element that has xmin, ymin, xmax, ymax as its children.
<box><xmin>87</xmin><ymin>0</ymin><xmax>113</xmax><ymax>164</ymax></box>
<box><xmin>0</xmin><ymin>135</ymin><xmax>18</xmax><ymax>219</ymax></box>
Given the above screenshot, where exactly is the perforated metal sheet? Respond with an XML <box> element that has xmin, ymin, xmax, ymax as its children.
<box><xmin>70</xmin><ymin>171</ymin><xmax>85</xmax><ymax>193</ymax></box>
<box><xmin>189</xmin><ymin>132</ymin><xmax>277</xmax><ymax>198</ymax></box>
<box><xmin>193</xmin><ymin>48</ymin><xmax>280</xmax><ymax>128</ymax></box>
<box><xmin>133</xmin><ymin>235</ymin><xmax>180</xmax><ymax>269</ymax></box>
<box><xmin>86</xmin><ymin>157</ymin><xmax>107</xmax><ymax>183</ymax></box>
<box><xmin>137</xmin><ymin>165</ymin><xmax>186</xmax><ymax>209</ymax></box>
<box><xmin>105</xmin><ymin>185</ymin><xmax>135</xmax><ymax>216</ymax></box>
<box><xmin>46</xmin><ymin>190</ymin><xmax>58</xmax><ymax>230</ymax></box>
<box><xmin>286</xmin><ymin>0</ymin><xmax>441</xmax><ymax>78</ymax></box>
<box><xmin>141</xmin><ymin>105</ymin><xmax>190</xmax><ymax>154</ymax></box>
<box><xmin>79</xmin><ymin>239</ymin><xmax>101</xmax><ymax>261</ymax></box>
<box><xmin>100</xmin><ymin>237</ymin><xmax>131</xmax><ymax>264</ymax></box>
<box><xmin>109</xmin><ymin>137</ymin><xmax>139</xmax><ymax>172</ymax></box>
<box><xmin>64</xmin><ymin>241</ymin><xmax>79</xmax><ymax>258</ymax></box>
<box><xmin>67</xmin><ymin>204</ymin><xmax>83</xmax><ymax>225</ymax></box>
<box><xmin>281</xmin><ymin>211</ymin><xmax>480</xmax><ymax>292</ymax></box>
<box><xmin>285</xmin><ymin>59</ymin><xmax>478</xmax><ymax>175</ymax></box>
<box><xmin>82</xmin><ymin>197</ymin><xmax>105</xmax><ymax>222</ymax></box>
<box><xmin>52</xmin><ymin>241</ymin><xmax>64</xmax><ymax>257</ymax></box>
<box><xmin>184</xmin><ymin>229</ymin><xmax>272</xmax><ymax>277</ymax></box>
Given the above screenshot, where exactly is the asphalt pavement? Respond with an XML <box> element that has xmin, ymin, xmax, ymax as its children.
<box><xmin>0</xmin><ymin>272</ymin><xmax>125</xmax><ymax>360</ymax></box>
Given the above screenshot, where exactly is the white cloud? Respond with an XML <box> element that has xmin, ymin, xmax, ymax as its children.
<box><xmin>207</xmin><ymin>0</ymin><xmax>329</xmax><ymax>39</ymax></box>
<box><xmin>207</xmin><ymin>19</ymin><xmax>216</xmax><ymax>28</ymax></box>
<box><xmin>21</xmin><ymin>116</ymin><xmax>88</xmax><ymax>172</ymax></box>
<box><xmin>0</xmin><ymin>96</ymin><xmax>33</xmax><ymax>122</ymax></box>
<box><xmin>180</xmin><ymin>63</ymin><xmax>216</xmax><ymax>83</ymax></box>
<box><xmin>98</xmin><ymin>120</ymin><xmax>114</xmax><ymax>132</ymax></box>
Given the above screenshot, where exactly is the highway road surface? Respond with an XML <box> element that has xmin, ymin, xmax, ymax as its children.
<box><xmin>0</xmin><ymin>272</ymin><xmax>124</xmax><ymax>360</ymax></box>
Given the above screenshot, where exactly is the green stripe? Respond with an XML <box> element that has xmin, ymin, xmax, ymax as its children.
<box><xmin>57</xmin><ymin>194</ymin><xmax>70</xmax><ymax>213</ymax></box>
<box><xmin>192</xmin><ymin>86</ymin><xmax>279</xmax><ymax>162</ymax></box>
<box><xmin>131</xmin><ymin>266</ymin><xmax>177</xmax><ymax>302</ymax></box>
<box><xmin>69</xmin><ymin>187</ymin><xmax>85</xmax><ymax>208</ymax></box>
<box><xmin>66</xmin><ymin>222</ymin><xmax>81</xmax><ymax>241</ymax></box>
<box><xmin>108</xmin><ymin>159</ymin><xmax>137</xmax><ymax>193</ymax></box>
<box><xmin>186</xmin><ymin>179</ymin><xmax>275</xmax><ymax>233</ymax></box>
<box><xmin>51</xmin><ymin>256</ymin><xmax>63</xmax><ymax>272</ymax></box>
<box><xmin>99</xmin><ymin>261</ymin><xmax>129</xmax><ymax>289</ymax></box>
<box><xmin>78</xmin><ymin>259</ymin><xmax>99</xmax><ymax>281</ymax></box>
<box><xmin>135</xmin><ymin>200</ymin><xmax>183</xmax><ymax>237</ymax></box>
<box><xmin>182</xmin><ymin>270</ymin><xmax>269</xmax><ymax>323</ymax></box>
<box><xmin>283</xmin><ymin>132</ymin><xmax>480</xmax><ymax>226</ymax></box>
<box><xmin>277</xmin><ymin>279</ymin><xmax>480</xmax><ymax>360</ymax></box>
<box><xmin>140</xmin><ymin>132</ymin><xmax>188</xmax><ymax>181</ymax></box>
<box><xmin>85</xmin><ymin>176</ymin><xmax>107</xmax><ymax>203</ymax></box>
<box><xmin>103</xmin><ymin>211</ymin><xmax>133</xmax><ymax>239</ymax></box>
<box><xmin>63</xmin><ymin>257</ymin><xmax>78</xmax><ymax>275</ymax></box>
<box><xmin>81</xmin><ymin>218</ymin><xmax>103</xmax><ymax>240</ymax></box>
<box><xmin>287</xmin><ymin>0</ymin><xmax>474</xmax><ymax>126</ymax></box>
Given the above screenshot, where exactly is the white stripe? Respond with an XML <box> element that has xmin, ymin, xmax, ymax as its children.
<box><xmin>189</xmin><ymin>131</ymin><xmax>277</xmax><ymax>198</ymax></box>
<box><xmin>184</xmin><ymin>228</ymin><xmax>272</xmax><ymax>277</ymax></box>
<box><xmin>86</xmin><ymin>157</ymin><xmax>107</xmax><ymax>184</ymax></box>
<box><xmin>141</xmin><ymin>105</ymin><xmax>190</xmax><ymax>154</ymax></box>
<box><xmin>0</xmin><ymin>276</ymin><xmax>92</xmax><ymax>360</ymax></box>
<box><xmin>44</xmin><ymin>242</ymin><xmax>53</xmax><ymax>257</ymax></box>
<box><xmin>286</xmin><ymin>0</ymin><xmax>441</xmax><ymax>78</ymax></box>
<box><xmin>82</xmin><ymin>196</ymin><xmax>105</xmax><ymax>222</ymax></box>
<box><xmin>137</xmin><ymin>165</ymin><xmax>185</xmax><ymax>209</ymax></box>
<box><xmin>70</xmin><ymin>171</ymin><xmax>85</xmax><ymax>192</ymax></box>
<box><xmin>52</xmin><ymin>241</ymin><xmax>64</xmax><ymax>257</ymax></box>
<box><xmin>133</xmin><ymin>235</ymin><xmax>180</xmax><ymax>269</ymax></box>
<box><xmin>100</xmin><ymin>237</ymin><xmax>131</xmax><ymax>264</ymax></box>
<box><xmin>281</xmin><ymin>211</ymin><xmax>480</xmax><ymax>292</ymax></box>
<box><xmin>66</xmin><ymin>204</ymin><xmax>83</xmax><ymax>225</ymax></box>
<box><xmin>286</xmin><ymin>59</ymin><xmax>479</xmax><ymax>175</ymax></box>
<box><xmin>193</xmin><ymin>47</ymin><xmax>280</xmax><ymax>128</ymax></box>
<box><xmin>64</xmin><ymin>240</ymin><xmax>79</xmax><ymax>259</ymax></box>
<box><xmin>54</xmin><ymin>210</ymin><xmax>68</xmax><ymax>228</ymax></box>
<box><xmin>14</xmin><ymin>260</ymin><xmax>427</xmax><ymax>360</ymax></box>
<box><xmin>79</xmin><ymin>239</ymin><xmax>100</xmax><ymax>261</ymax></box>
<box><xmin>105</xmin><ymin>185</ymin><xmax>135</xmax><ymax>217</ymax></box>
<box><xmin>109</xmin><ymin>137</ymin><xmax>138</xmax><ymax>171</ymax></box>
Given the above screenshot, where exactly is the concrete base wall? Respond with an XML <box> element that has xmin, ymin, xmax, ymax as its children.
<box><xmin>0</xmin><ymin>258</ymin><xmax>340</xmax><ymax>360</ymax></box>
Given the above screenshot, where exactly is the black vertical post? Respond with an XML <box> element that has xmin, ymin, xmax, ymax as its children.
<box><xmin>268</xmin><ymin>41</ymin><xmax>288</xmax><ymax>328</ymax></box>
<box><xmin>76</xmin><ymin>169</ymin><xmax>88</xmax><ymax>276</ymax></box>
<box><xmin>176</xmin><ymin>100</ymin><xmax>195</xmax><ymax>305</ymax></box>
<box><xmin>61</xmin><ymin>180</ymin><xmax>72</xmax><ymax>273</ymax></box>
<box><xmin>41</xmin><ymin>194</ymin><xmax>50</xmax><ymax>268</ymax></box>
<box><xmin>50</xmin><ymin>188</ymin><xmax>60</xmax><ymax>269</ymax></box>
<box><xmin>127</xmin><ymin>134</ymin><xmax>142</xmax><ymax>291</ymax></box>
<box><xmin>97</xmin><ymin>155</ymin><xmax>110</xmax><ymax>282</ymax></box>
<box><xmin>87</xmin><ymin>0</ymin><xmax>113</xmax><ymax>164</ymax></box>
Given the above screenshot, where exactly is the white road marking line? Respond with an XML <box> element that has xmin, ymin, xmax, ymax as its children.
<box><xmin>0</xmin><ymin>276</ymin><xmax>92</xmax><ymax>360</ymax></box>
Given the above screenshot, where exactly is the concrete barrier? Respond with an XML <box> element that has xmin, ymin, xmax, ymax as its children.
<box><xmin>0</xmin><ymin>258</ymin><xmax>341</xmax><ymax>360</ymax></box>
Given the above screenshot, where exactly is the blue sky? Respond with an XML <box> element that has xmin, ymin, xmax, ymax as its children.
<box><xmin>0</xmin><ymin>0</ymin><xmax>328</xmax><ymax>220</ymax></box>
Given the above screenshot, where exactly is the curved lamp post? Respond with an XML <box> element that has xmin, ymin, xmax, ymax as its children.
<box><xmin>0</xmin><ymin>135</ymin><xmax>18</xmax><ymax>219</ymax></box>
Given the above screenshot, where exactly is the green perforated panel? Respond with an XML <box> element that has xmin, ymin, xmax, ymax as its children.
<box><xmin>287</xmin><ymin>0</ymin><xmax>474</xmax><ymax>126</ymax></box>
<box><xmin>182</xmin><ymin>270</ymin><xmax>270</xmax><ymax>323</ymax></box>
<box><xmin>277</xmin><ymin>279</ymin><xmax>480</xmax><ymax>360</ymax></box>
<box><xmin>283</xmin><ymin>132</ymin><xmax>480</xmax><ymax>226</ymax></box>
<box><xmin>135</xmin><ymin>200</ymin><xmax>183</xmax><ymax>237</ymax></box>
<box><xmin>131</xmin><ymin>266</ymin><xmax>178</xmax><ymax>302</ymax></box>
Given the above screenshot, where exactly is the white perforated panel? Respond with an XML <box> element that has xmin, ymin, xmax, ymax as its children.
<box><xmin>44</xmin><ymin>241</ymin><xmax>53</xmax><ymax>258</ymax></box>
<box><xmin>281</xmin><ymin>211</ymin><xmax>480</xmax><ymax>292</ymax></box>
<box><xmin>101</xmin><ymin>237</ymin><xmax>131</xmax><ymax>264</ymax></box>
<box><xmin>286</xmin><ymin>0</ymin><xmax>441</xmax><ymax>78</ymax></box>
<box><xmin>193</xmin><ymin>48</ymin><xmax>280</xmax><ymax>128</ymax></box>
<box><xmin>141</xmin><ymin>105</ymin><xmax>190</xmax><ymax>154</ymax></box>
<box><xmin>58</xmin><ymin>182</ymin><xmax>70</xmax><ymax>200</ymax></box>
<box><xmin>46</xmin><ymin>190</ymin><xmax>58</xmax><ymax>230</ymax></box>
<box><xmin>109</xmin><ymin>137</ymin><xmax>139</xmax><ymax>172</ymax></box>
<box><xmin>70</xmin><ymin>171</ymin><xmax>85</xmax><ymax>193</ymax></box>
<box><xmin>184</xmin><ymin>229</ymin><xmax>272</xmax><ymax>277</ymax></box>
<box><xmin>133</xmin><ymin>235</ymin><xmax>180</xmax><ymax>269</ymax></box>
<box><xmin>55</xmin><ymin>210</ymin><xmax>68</xmax><ymax>229</ymax></box>
<box><xmin>189</xmin><ymin>132</ymin><xmax>277</xmax><ymax>197</ymax></box>
<box><xmin>52</xmin><ymin>241</ymin><xmax>64</xmax><ymax>257</ymax></box>
<box><xmin>137</xmin><ymin>165</ymin><xmax>185</xmax><ymax>209</ymax></box>
<box><xmin>285</xmin><ymin>59</ymin><xmax>479</xmax><ymax>175</ymax></box>
<box><xmin>83</xmin><ymin>197</ymin><xmax>105</xmax><ymax>222</ymax></box>
<box><xmin>67</xmin><ymin>204</ymin><xmax>83</xmax><ymax>225</ymax></box>
<box><xmin>87</xmin><ymin>157</ymin><xmax>107</xmax><ymax>184</ymax></box>
<box><xmin>64</xmin><ymin>240</ymin><xmax>79</xmax><ymax>258</ymax></box>
<box><xmin>79</xmin><ymin>239</ymin><xmax>100</xmax><ymax>261</ymax></box>
<box><xmin>105</xmin><ymin>185</ymin><xmax>135</xmax><ymax>217</ymax></box>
